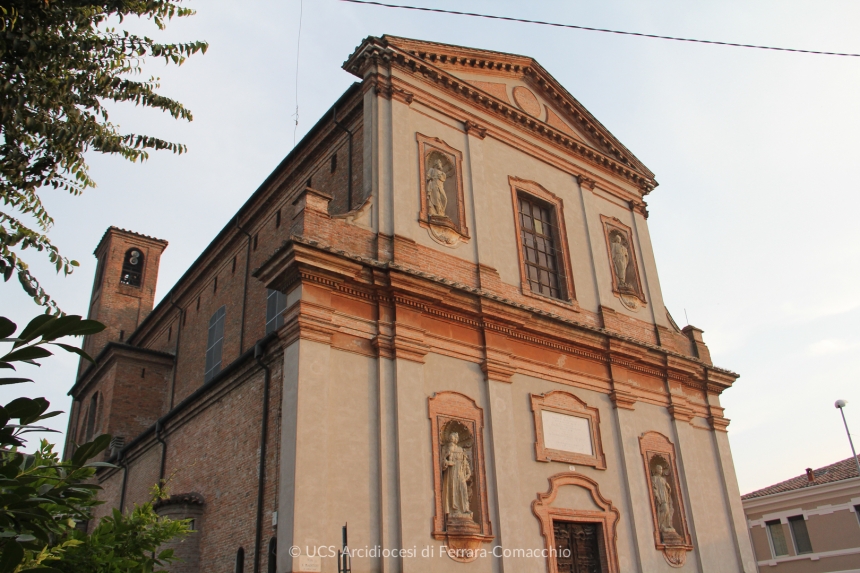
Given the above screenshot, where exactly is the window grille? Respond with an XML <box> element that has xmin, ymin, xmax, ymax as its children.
<box><xmin>517</xmin><ymin>194</ymin><xmax>564</xmax><ymax>299</ymax></box>
<box><xmin>204</xmin><ymin>306</ymin><xmax>226</xmax><ymax>382</ymax></box>
<box><xmin>266</xmin><ymin>289</ymin><xmax>287</xmax><ymax>334</ymax></box>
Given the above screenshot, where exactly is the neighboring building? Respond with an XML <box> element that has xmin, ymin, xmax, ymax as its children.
<box><xmin>743</xmin><ymin>456</ymin><xmax>860</xmax><ymax>573</ymax></box>
<box><xmin>64</xmin><ymin>36</ymin><xmax>756</xmax><ymax>573</ymax></box>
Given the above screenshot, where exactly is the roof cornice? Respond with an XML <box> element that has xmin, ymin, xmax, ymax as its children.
<box><xmin>344</xmin><ymin>36</ymin><xmax>657</xmax><ymax>193</ymax></box>
<box><xmin>69</xmin><ymin>342</ymin><xmax>175</xmax><ymax>397</ymax></box>
<box><xmin>742</xmin><ymin>476</ymin><xmax>860</xmax><ymax>508</ymax></box>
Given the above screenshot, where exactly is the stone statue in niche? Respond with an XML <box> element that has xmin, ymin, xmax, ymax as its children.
<box><xmin>640</xmin><ymin>432</ymin><xmax>691</xmax><ymax>568</ymax></box>
<box><xmin>651</xmin><ymin>460</ymin><xmax>677</xmax><ymax>539</ymax></box>
<box><xmin>428</xmin><ymin>393</ymin><xmax>493</xmax><ymax>563</ymax></box>
<box><xmin>441</xmin><ymin>432</ymin><xmax>472</xmax><ymax>519</ymax></box>
<box><xmin>609</xmin><ymin>230</ymin><xmax>635</xmax><ymax>294</ymax></box>
<box><xmin>426</xmin><ymin>158</ymin><xmax>448</xmax><ymax>218</ymax></box>
<box><xmin>416</xmin><ymin>134</ymin><xmax>470</xmax><ymax>247</ymax></box>
<box><xmin>425</xmin><ymin>151</ymin><xmax>454</xmax><ymax>222</ymax></box>
<box><xmin>610</xmin><ymin>234</ymin><xmax>630</xmax><ymax>290</ymax></box>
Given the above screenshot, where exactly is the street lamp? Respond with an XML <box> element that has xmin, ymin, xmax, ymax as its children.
<box><xmin>835</xmin><ymin>400</ymin><xmax>860</xmax><ymax>479</ymax></box>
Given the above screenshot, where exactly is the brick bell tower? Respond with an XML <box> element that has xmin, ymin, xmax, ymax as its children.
<box><xmin>78</xmin><ymin>227</ymin><xmax>168</xmax><ymax>376</ymax></box>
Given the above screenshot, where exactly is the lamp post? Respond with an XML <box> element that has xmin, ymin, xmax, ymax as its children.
<box><xmin>835</xmin><ymin>400</ymin><xmax>860</xmax><ymax>479</ymax></box>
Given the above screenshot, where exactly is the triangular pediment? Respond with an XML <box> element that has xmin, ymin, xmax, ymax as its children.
<box><xmin>345</xmin><ymin>36</ymin><xmax>655</xmax><ymax>187</ymax></box>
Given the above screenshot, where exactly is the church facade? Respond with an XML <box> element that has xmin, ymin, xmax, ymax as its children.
<box><xmin>64</xmin><ymin>36</ymin><xmax>755</xmax><ymax>573</ymax></box>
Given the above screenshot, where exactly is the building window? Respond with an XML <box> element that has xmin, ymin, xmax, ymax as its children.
<box><xmin>235</xmin><ymin>547</ymin><xmax>245</xmax><ymax>573</ymax></box>
<box><xmin>253</xmin><ymin>234</ymin><xmax>259</xmax><ymax>251</ymax></box>
<box><xmin>95</xmin><ymin>255</ymin><xmax>106</xmax><ymax>289</ymax></box>
<box><xmin>266</xmin><ymin>289</ymin><xmax>287</xmax><ymax>334</ymax></box>
<box><xmin>509</xmin><ymin>177</ymin><xmax>575</xmax><ymax>304</ymax></box>
<box><xmin>267</xmin><ymin>537</ymin><xmax>277</xmax><ymax>573</ymax></box>
<box><xmin>766</xmin><ymin>520</ymin><xmax>789</xmax><ymax>557</ymax></box>
<box><xmin>275</xmin><ymin>209</ymin><xmax>281</xmax><ymax>228</ymax></box>
<box><xmin>85</xmin><ymin>392</ymin><xmax>100</xmax><ymax>442</ymax></box>
<box><xmin>518</xmin><ymin>194</ymin><xmax>564</xmax><ymax>299</ymax></box>
<box><xmin>788</xmin><ymin>515</ymin><xmax>813</xmax><ymax>554</ymax></box>
<box><xmin>120</xmin><ymin>248</ymin><xmax>144</xmax><ymax>287</ymax></box>
<box><xmin>331</xmin><ymin>153</ymin><xmax>338</xmax><ymax>173</ymax></box>
<box><xmin>204</xmin><ymin>306</ymin><xmax>226</xmax><ymax>383</ymax></box>
<box><xmin>213</xmin><ymin>277</ymin><xmax>218</xmax><ymax>294</ymax></box>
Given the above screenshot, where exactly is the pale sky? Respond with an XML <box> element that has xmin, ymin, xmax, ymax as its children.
<box><xmin>4</xmin><ymin>0</ymin><xmax>860</xmax><ymax>495</ymax></box>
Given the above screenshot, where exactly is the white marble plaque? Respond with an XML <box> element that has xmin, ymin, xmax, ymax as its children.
<box><xmin>297</xmin><ymin>555</ymin><xmax>321</xmax><ymax>572</ymax></box>
<box><xmin>541</xmin><ymin>410</ymin><xmax>593</xmax><ymax>456</ymax></box>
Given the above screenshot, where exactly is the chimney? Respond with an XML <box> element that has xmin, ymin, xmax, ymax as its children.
<box><xmin>805</xmin><ymin>468</ymin><xmax>815</xmax><ymax>484</ymax></box>
<box><xmin>78</xmin><ymin>227</ymin><xmax>168</xmax><ymax>376</ymax></box>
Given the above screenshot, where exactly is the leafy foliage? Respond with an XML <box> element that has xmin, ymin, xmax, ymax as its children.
<box><xmin>0</xmin><ymin>0</ymin><xmax>207</xmax><ymax>311</ymax></box>
<box><xmin>0</xmin><ymin>314</ymin><xmax>189</xmax><ymax>572</ymax></box>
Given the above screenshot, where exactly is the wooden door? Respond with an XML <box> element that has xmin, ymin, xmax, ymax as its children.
<box><xmin>553</xmin><ymin>521</ymin><xmax>601</xmax><ymax>573</ymax></box>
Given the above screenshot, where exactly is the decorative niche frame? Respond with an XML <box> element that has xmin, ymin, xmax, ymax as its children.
<box><xmin>601</xmin><ymin>215</ymin><xmax>646</xmax><ymax>311</ymax></box>
<box><xmin>532</xmin><ymin>473</ymin><xmax>621</xmax><ymax>573</ymax></box>
<box><xmin>509</xmin><ymin>176</ymin><xmax>577</xmax><ymax>307</ymax></box>
<box><xmin>416</xmin><ymin>133</ymin><xmax>469</xmax><ymax>247</ymax></box>
<box><xmin>639</xmin><ymin>432</ymin><xmax>693</xmax><ymax>568</ymax></box>
<box><xmin>428</xmin><ymin>392</ymin><xmax>493</xmax><ymax>562</ymax></box>
<box><xmin>531</xmin><ymin>391</ymin><xmax>606</xmax><ymax>470</ymax></box>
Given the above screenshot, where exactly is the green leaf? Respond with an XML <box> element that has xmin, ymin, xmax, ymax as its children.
<box><xmin>5</xmin><ymin>397</ymin><xmax>49</xmax><ymax>422</ymax></box>
<box><xmin>15</xmin><ymin>315</ymin><xmax>54</xmax><ymax>343</ymax></box>
<box><xmin>72</xmin><ymin>433</ymin><xmax>111</xmax><ymax>466</ymax></box>
<box><xmin>2</xmin><ymin>346</ymin><xmax>52</xmax><ymax>364</ymax></box>
<box><xmin>0</xmin><ymin>539</ymin><xmax>23</xmax><ymax>573</ymax></box>
<box><xmin>0</xmin><ymin>318</ymin><xmax>16</xmax><ymax>340</ymax></box>
<box><xmin>0</xmin><ymin>377</ymin><xmax>33</xmax><ymax>385</ymax></box>
<box><xmin>51</xmin><ymin>343</ymin><xmax>95</xmax><ymax>364</ymax></box>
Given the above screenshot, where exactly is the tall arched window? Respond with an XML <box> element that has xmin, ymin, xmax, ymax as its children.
<box><xmin>204</xmin><ymin>306</ymin><xmax>226</xmax><ymax>383</ymax></box>
<box><xmin>84</xmin><ymin>392</ymin><xmax>100</xmax><ymax>442</ymax></box>
<box><xmin>267</xmin><ymin>537</ymin><xmax>277</xmax><ymax>573</ymax></box>
<box><xmin>265</xmin><ymin>289</ymin><xmax>287</xmax><ymax>334</ymax></box>
<box><xmin>234</xmin><ymin>547</ymin><xmax>245</xmax><ymax>573</ymax></box>
<box><xmin>120</xmin><ymin>248</ymin><xmax>144</xmax><ymax>287</ymax></box>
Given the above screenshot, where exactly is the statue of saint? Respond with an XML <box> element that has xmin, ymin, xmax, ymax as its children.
<box><xmin>441</xmin><ymin>432</ymin><xmax>472</xmax><ymax>519</ymax></box>
<box><xmin>426</xmin><ymin>158</ymin><xmax>448</xmax><ymax>218</ymax></box>
<box><xmin>610</xmin><ymin>234</ymin><xmax>629</xmax><ymax>288</ymax></box>
<box><xmin>651</xmin><ymin>463</ymin><xmax>677</xmax><ymax>537</ymax></box>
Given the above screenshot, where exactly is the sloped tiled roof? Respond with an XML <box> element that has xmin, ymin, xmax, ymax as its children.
<box><xmin>742</xmin><ymin>455</ymin><xmax>860</xmax><ymax>500</ymax></box>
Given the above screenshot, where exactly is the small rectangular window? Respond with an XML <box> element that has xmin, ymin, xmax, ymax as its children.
<box><xmin>275</xmin><ymin>209</ymin><xmax>281</xmax><ymax>229</ymax></box>
<box><xmin>253</xmin><ymin>234</ymin><xmax>259</xmax><ymax>251</ymax></box>
<box><xmin>766</xmin><ymin>520</ymin><xmax>789</xmax><ymax>557</ymax></box>
<box><xmin>168</xmin><ymin>325</ymin><xmax>172</xmax><ymax>342</ymax></box>
<box><xmin>232</xmin><ymin>256</ymin><xmax>237</xmax><ymax>274</ymax></box>
<box><xmin>330</xmin><ymin>153</ymin><xmax>338</xmax><ymax>173</ymax></box>
<box><xmin>213</xmin><ymin>277</ymin><xmax>218</xmax><ymax>294</ymax></box>
<box><xmin>266</xmin><ymin>289</ymin><xmax>288</xmax><ymax>334</ymax></box>
<box><xmin>518</xmin><ymin>193</ymin><xmax>564</xmax><ymax>300</ymax></box>
<box><xmin>788</xmin><ymin>515</ymin><xmax>813</xmax><ymax>554</ymax></box>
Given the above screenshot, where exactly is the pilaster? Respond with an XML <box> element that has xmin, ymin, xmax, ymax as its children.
<box><xmin>485</xmin><ymin>379</ymin><xmax>543</xmax><ymax>572</ymax></box>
